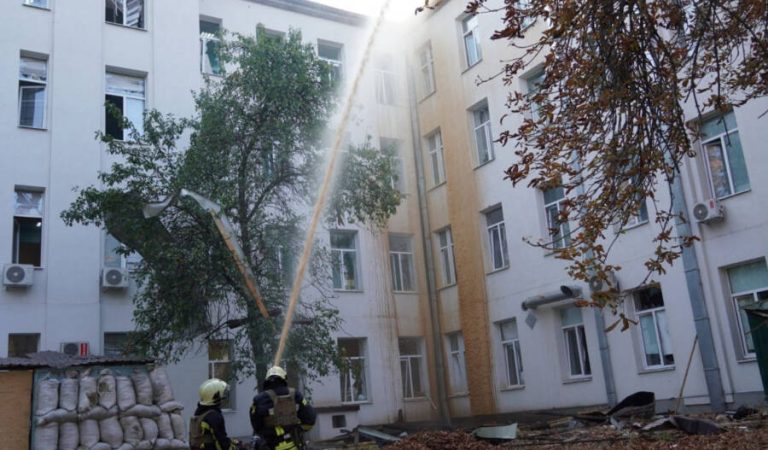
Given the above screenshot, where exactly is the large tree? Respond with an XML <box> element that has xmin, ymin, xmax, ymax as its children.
<box><xmin>419</xmin><ymin>0</ymin><xmax>767</xmax><ymax>307</ymax></box>
<box><xmin>62</xmin><ymin>29</ymin><xmax>401</xmax><ymax>383</ymax></box>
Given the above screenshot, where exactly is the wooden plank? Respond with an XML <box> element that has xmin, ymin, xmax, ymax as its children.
<box><xmin>0</xmin><ymin>370</ymin><xmax>33</xmax><ymax>450</ymax></box>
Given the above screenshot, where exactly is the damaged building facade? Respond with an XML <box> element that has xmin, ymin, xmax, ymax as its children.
<box><xmin>0</xmin><ymin>0</ymin><xmax>767</xmax><ymax>443</ymax></box>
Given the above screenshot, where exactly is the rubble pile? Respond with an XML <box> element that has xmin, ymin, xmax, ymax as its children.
<box><xmin>386</xmin><ymin>430</ymin><xmax>495</xmax><ymax>450</ymax></box>
<box><xmin>33</xmin><ymin>366</ymin><xmax>188</xmax><ymax>450</ymax></box>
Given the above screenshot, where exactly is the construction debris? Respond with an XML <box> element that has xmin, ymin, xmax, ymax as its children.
<box><xmin>386</xmin><ymin>430</ymin><xmax>495</xmax><ymax>450</ymax></box>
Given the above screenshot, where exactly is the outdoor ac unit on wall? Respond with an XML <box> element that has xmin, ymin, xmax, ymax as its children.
<box><xmin>693</xmin><ymin>198</ymin><xmax>725</xmax><ymax>224</ymax></box>
<box><xmin>3</xmin><ymin>263</ymin><xmax>34</xmax><ymax>287</ymax></box>
<box><xmin>60</xmin><ymin>342</ymin><xmax>89</xmax><ymax>357</ymax></box>
<box><xmin>588</xmin><ymin>271</ymin><xmax>619</xmax><ymax>293</ymax></box>
<box><xmin>102</xmin><ymin>267</ymin><xmax>129</xmax><ymax>289</ymax></box>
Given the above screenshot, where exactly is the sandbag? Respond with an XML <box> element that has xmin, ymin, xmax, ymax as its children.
<box><xmin>140</xmin><ymin>418</ymin><xmax>159</xmax><ymax>441</ymax></box>
<box><xmin>79</xmin><ymin>371</ymin><xmax>99</xmax><ymax>412</ymax></box>
<box><xmin>122</xmin><ymin>404</ymin><xmax>162</xmax><ymax>418</ymax></box>
<box><xmin>116</xmin><ymin>444</ymin><xmax>135</xmax><ymax>450</ymax></box>
<box><xmin>34</xmin><ymin>422</ymin><xmax>58</xmax><ymax>450</ymax></box>
<box><xmin>59</xmin><ymin>421</ymin><xmax>79</xmax><ymax>450</ymax></box>
<box><xmin>169</xmin><ymin>440</ymin><xmax>188</xmax><ymax>449</ymax></box>
<box><xmin>99</xmin><ymin>416</ymin><xmax>124</xmax><ymax>448</ymax></box>
<box><xmin>120</xmin><ymin>415</ymin><xmax>143</xmax><ymax>444</ymax></box>
<box><xmin>149</xmin><ymin>367</ymin><xmax>174</xmax><ymax>405</ymax></box>
<box><xmin>153</xmin><ymin>439</ymin><xmax>172</xmax><ymax>450</ymax></box>
<box><xmin>116</xmin><ymin>376</ymin><xmax>137</xmax><ymax>412</ymax></box>
<box><xmin>36</xmin><ymin>379</ymin><xmax>60</xmax><ymax>416</ymax></box>
<box><xmin>156</xmin><ymin>413</ymin><xmax>174</xmax><ymax>439</ymax></box>
<box><xmin>59</xmin><ymin>376</ymin><xmax>79</xmax><ymax>411</ymax></box>
<box><xmin>131</xmin><ymin>369</ymin><xmax>153</xmax><ymax>406</ymax></box>
<box><xmin>134</xmin><ymin>442</ymin><xmax>153</xmax><ymax>450</ymax></box>
<box><xmin>79</xmin><ymin>405</ymin><xmax>118</xmax><ymax>421</ymax></box>
<box><xmin>159</xmin><ymin>401</ymin><xmax>184</xmax><ymax>413</ymax></box>
<box><xmin>90</xmin><ymin>443</ymin><xmax>112</xmax><ymax>450</ymax></box>
<box><xmin>36</xmin><ymin>408</ymin><xmax>77</xmax><ymax>426</ymax></box>
<box><xmin>98</xmin><ymin>369</ymin><xmax>117</xmax><ymax>410</ymax></box>
<box><xmin>169</xmin><ymin>413</ymin><xmax>185</xmax><ymax>440</ymax></box>
<box><xmin>79</xmin><ymin>419</ymin><xmax>100</xmax><ymax>448</ymax></box>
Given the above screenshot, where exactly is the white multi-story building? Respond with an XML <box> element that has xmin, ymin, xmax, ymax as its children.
<box><xmin>1</xmin><ymin>0</ymin><xmax>767</xmax><ymax>443</ymax></box>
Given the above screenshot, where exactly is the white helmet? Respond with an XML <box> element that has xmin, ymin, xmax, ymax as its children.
<box><xmin>265</xmin><ymin>366</ymin><xmax>287</xmax><ymax>382</ymax></box>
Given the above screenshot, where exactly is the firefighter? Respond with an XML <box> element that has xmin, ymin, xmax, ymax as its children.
<box><xmin>190</xmin><ymin>378</ymin><xmax>242</xmax><ymax>450</ymax></box>
<box><xmin>250</xmin><ymin>366</ymin><xmax>316</xmax><ymax>450</ymax></box>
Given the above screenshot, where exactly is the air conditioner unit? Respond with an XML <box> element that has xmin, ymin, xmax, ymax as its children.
<box><xmin>3</xmin><ymin>263</ymin><xmax>34</xmax><ymax>287</ymax></box>
<box><xmin>588</xmin><ymin>271</ymin><xmax>619</xmax><ymax>293</ymax></box>
<box><xmin>693</xmin><ymin>198</ymin><xmax>725</xmax><ymax>224</ymax></box>
<box><xmin>60</xmin><ymin>342</ymin><xmax>89</xmax><ymax>357</ymax></box>
<box><xmin>102</xmin><ymin>267</ymin><xmax>129</xmax><ymax>289</ymax></box>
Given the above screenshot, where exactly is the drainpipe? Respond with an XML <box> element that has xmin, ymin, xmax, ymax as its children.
<box><xmin>668</xmin><ymin>164</ymin><xmax>726</xmax><ymax>411</ymax></box>
<box><xmin>406</xmin><ymin>61</ymin><xmax>451</xmax><ymax>428</ymax></box>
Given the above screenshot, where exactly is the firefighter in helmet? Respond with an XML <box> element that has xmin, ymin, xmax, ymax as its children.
<box><xmin>190</xmin><ymin>378</ymin><xmax>242</xmax><ymax>450</ymax></box>
<box><xmin>249</xmin><ymin>366</ymin><xmax>316</xmax><ymax>450</ymax></box>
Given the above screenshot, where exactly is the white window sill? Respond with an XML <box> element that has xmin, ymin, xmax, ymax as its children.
<box><xmin>622</xmin><ymin>220</ymin><xmax>649</xmax><ymax>232</ymax></box>
<box><xmin>404</xmin><ymin>396</ymin><xmax>429</xmax><ymax>403</ymax></box>
<box><xmin>201</xmin><ymin>71</ymin><xmax>224</xmax><ymax>78</ymax></box>
<box><xmin>737</xmin><ymin>356</ymin><xmax>757</xmax><ymax>364</ymax></box>
<box><xmin>418</xmin><ymin>90</ymin><xmax>437</xmax><ymax>104</ymax></box>
<box><xmin>221</xmin><ymin>408</ymin><xmax>237</xmax><ymax>414</ymax></box>
<box><xmin>341</xmin><ymin>400</ymin><xmax>372</xmax><ymax>406</ymax></box>
<box><xmin>715</xmin><ymin>189</ymin><xmax>752</xmax><ymax>202</ymax></box>
<box><xmin>448</xmin><ymin>392</ymin><xmax>469</xmax><ymax>399</ymax></box>
<box><xmin>393</xmin><ymin>290</ymin><xmax>418</xmax><ymax>295</ymax></box>
<box><xmin>438</xmin><ymin>283</ymin><xmax>457</xmax><ymax>291</ymax></box>
<box><xmin>23</xmin><ymin>4</ymin><xmax>51</xmax><ymax>11</ymax></box>
<box><xmin>562</xmin><ymin>376</ymin><xmax>592</xmax><ymax>385</ymax></box>
<box><xmin>428</xmin><ymin>181</ymin><xmax>447</xmax><ymax>192</ymax></box>
<box><xmin>473</xmin><ymin>157</ymin><xmax>496</xmax><ymax>170</ymax></box>
<box><xmin>334</xmin><ymin>289</ymin><xmax>364</xmax><ymax>294</ymax></box>
<box><xmin>486</xmin><ymin>265</ymin><xmax>510</xmax><ymax>276</ymax></box>
<box><xmin>638</xmin><ymin>365</ymin><xmax>675</xmax><ymax>375</ymax></box>
<box><xmin>105</xmin><ymin>21</ymin><xmax>147</xmax><ymax>32</ymax></box>
<box><xmin>462</xmin><ymin>59</ymin><xmax>483</xmax><ymax>75</ymax></box>
<box><xmin>18</xmin><ymin>125</ymin><xmax>47</xmax><ymax>131</ymax></box>
<box><xmin>500</xmin><ymin>385</ymin><xmax>525</xmax><ymax>392</ymax></box>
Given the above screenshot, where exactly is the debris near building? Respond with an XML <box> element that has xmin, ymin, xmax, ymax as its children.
<box><xmin>0</xmin><ymin>351</ymin><xmax>189</xmax><ymax>450</ymax></box>
<box><xmin>385</xmin><ymin>430</ymin><xmax>495</xmax><ymax>450</ymax></box>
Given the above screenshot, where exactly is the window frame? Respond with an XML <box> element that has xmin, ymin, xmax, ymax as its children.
<box><xmin>374</xmin><ymin>54</ymin><xmax>397</xmax><ymax>105</ymax></box>
<box><xmin>399</xmin><ymin>337</ymin><xmax>426</xmax><ymax>399</ymax></box>
<box><xmin>8</xmin><ymin>333</ymin><xmax>40</xmax><ymax>358</ymax></box>
<box><xmin>105</xmin><ymin>71</ymin><xmax>146</xmax><ymax>141</ymax></box>
<box><xmin>700</xmin><ymin>112</ymin><xmax>750</xmax><ymax>199</ymax></box>
<box><xmin>471</xmin><ymin>103</ymin><xmax>494</xmax><ymax>166</ymax></box>
<box><xmin>389</xmin><ymin>235</ymin><xmax>416</xmax><ymax>293</ymax></box>
<box><xmin>339</xmin><ymin>338</ymin><xmax>369</xmax><ymax>404</ymax></box>
<box><xmin>633</xmin><ymin>286</ymin><xmax>675</xmax><ymax>370</ymax></box>
<box><xmin>12</xmin><ymin>189</ymin><xmax>44</xmax><ymax>267</ymax></box>
<box><xmin>461</xmin><ymin>15</ymin><xmax>482</xmax><ymax>68</ymax></box>
<box><xmin>105</xmin><ymin>0</ymin><xmax>145</xmax><ymax>29</ymax></box>
<box><xmin>207</xmin><ymin>339</ymin><xmax>235</xmax><ymax>410</ymax></box>
<box><xmin>543</xmin><ymin>186</ymin><xmax>571</xmax><ymax>249</ymax></box>
<box><xmin>380</xmin><ymin>137</ymin><xmax>404</xmax><ymax>193</ymax></box>
<box><xmin>499</xmin><ymin>320</ymin><xmax>524</xmax><ymax>388</ymax></box>
<box><xmin>330</xmin><ymin>230</ymin><xmax>360</xmax><ymax>291</ymax></box>
<box><xmin>436</xmin><ymin>228</ymin><xmax>456</xmax><ymax>287</ymax></box>
<box><xmin>446</xmin><ymin>332</ymin><xmax>468</xmax><ymax>395</ymax></box>
<box><xmin>485</xmin><ymin>206</ymin><xmax>509</xmax><ymax>271</ymax></box>
<box><xmin>23</xmin><ymin>0</ymin><xmax>50</xmax><ymax>9</ymax></box>
<box><xmin>200</xmin><ymin>18</ymin><xmax>223</xmax><ymax>76</ymax></box>
<box><xmin>418</xmin><ymin>43</ymin><xmax>436</xmax><ymax>98</ymax></box>
<box><xmin>317</xmin><ymin>40</ymin><xmax>343</xmax><ymax>83</ymax></box>
<box><xmin>427</xmin><ymin>131</ymin><xmax>446</xmax><ymax>187</ymax></box>
<box><xmin>18</xmin><ymin>55</ymin><xmax>48</xmax><ymax>129</ymax></box>
<box><xmin>727</xmin><ymin>260</ymin><xmax>768</xmax><ymax>358</ymax></box>
<box><xmin>560</xmin><ymin>307</ymin><xmax>591</xmax><ymax>379</ymax></box>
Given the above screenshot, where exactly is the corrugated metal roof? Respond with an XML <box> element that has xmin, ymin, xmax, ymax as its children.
<box><xmin>0</xmin><ymin>351</ymin><xmax>154</xmax><ymax>370</ymax></box>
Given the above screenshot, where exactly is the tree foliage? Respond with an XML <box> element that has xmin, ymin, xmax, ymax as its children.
<box><xmin>421</xmin><ymin>0</ymin><xmax>767</xmax><ymax>306</ymax></box>
<box><xmin>61</xmin><ymin>28</ymin><xmax>402</xmax><ymax>382</ymax></box>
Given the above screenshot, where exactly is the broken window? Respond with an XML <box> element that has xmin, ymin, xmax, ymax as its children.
<box><xmin>728</xmin><ymin>260</ymin><xmax>768</xmax><ymax>357</ymax></box>
<box><xmin>560</xmin><ymin>306</ymin><xmax>591</xmax><ymax>378</ymax></box>
<box><xmin>8</xmin><ymin>333</ymin><xmax>40</xmax><ymax>358</ymax></box>
<box><xmin>13</xmin><ymin>189</ymin><xmax>44</xmax><ymax>267</ymax></box>
<box><xmin>318</xmin><ymin>41</ymin><xmax>343</xmax><ymax>83</ymax></box>
<box><xmin>200</xmin><ymin>19</ymin><xmax>223</xmax><ymax>75</ymax></box>
<box><xmin>18</xmin><ymin>56</ymin><xmax>47</xmax><ymax>128</ymax></box>
<box><xmin>106</xmin><ymin>0</ymin><xmax>144</xmax><ymax>28</ymax></box>
<box><xmin>634</xmin><ymin>286</ymin><xmax>675</xmax><ymax>368</ymax></box>
<box><xmin>339</xmin><ymin>338</ymin><xmax>368</xmax><ymax>403</ymax></box>
<box><xmin>105</xmin><ymin>72</ymin><xmax>145</xmax><ymax>140</ymax></box>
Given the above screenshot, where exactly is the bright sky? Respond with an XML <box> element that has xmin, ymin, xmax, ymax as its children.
<box><xmin>313</xmin><ymin>0</ymin><xmax>417</xmax><ymax>20</ymax></box>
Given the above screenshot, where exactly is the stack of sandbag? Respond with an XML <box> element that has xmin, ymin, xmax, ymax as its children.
<box><xmin>32</xmin><ymin>366</ymin><xmax>189</xmax><ymax>450</ymax></box>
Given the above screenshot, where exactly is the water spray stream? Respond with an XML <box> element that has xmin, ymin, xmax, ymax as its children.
<box><xmin>273</xmin><ymin>0</ymin><xmax>391</xmax><ymax>367</ymax></box>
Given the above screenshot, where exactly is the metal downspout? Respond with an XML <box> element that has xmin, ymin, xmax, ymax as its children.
<box><xmin>406</xmin><ymin>64</ymin><xmax>451</xmax><ymax>428</ymax></box>
<box><xmin>669</xmin><ymin>167</ymin><xmax>726</xmax><ymax>411</ymax></box>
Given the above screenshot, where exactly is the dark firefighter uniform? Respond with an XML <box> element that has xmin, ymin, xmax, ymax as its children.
<box><xmin>190</xmin><ymin>378</ymin><xmax>240</xmax><ymax>450</ymax></box>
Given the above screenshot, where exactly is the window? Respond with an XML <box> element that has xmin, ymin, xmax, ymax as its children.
<box><xmin>380</xmin><ymin>138</ymin><xmax>404</xmax><ymax>192</ymax></box>
<box><xmin>331</xmin><ymin>231</ymin><xmax>359</xmax><ymax>290</ymax></box>
<box><xmin>399</xmin><ymin>338</ymin><xmax>425</xmax><ymax>399</ymax></box>
<box><xmin>18</xmin><ymin>56</ymin><xmax>47</xmax><ymax>129</ymax></box>
<box><xmin>543</xmin><ymin>186</ymin><xmax>570</xmax><ymax>249</ymax></box>
<box><xmin>104</xmin><ymin>233</ymin><xmax>140</xmax><ymax>270</ymax></box>
<box><xmin>472</xmin><ymin>104</ymin><xmax>494</xmax><ymax>165</ymax></box>
<box><xmin>104</xmin><ymin>332</ymin><xmax>140</xmax><ymax>357</ymax></box>
<box><xmin>427</xmin><ymin>131</ymin><xmax>446</xmax><ymax>186</ymax></box>
<box><xmin>485</xmin><ymin>207</ymin><xmax>509</xmax><ymax>270</ymax></box>
<box><xmin>8</xmin><ymin>333</ymin><xmax>40</xmax><ymax>358</ymax></box>
<box><xmin>200</xmin><ymin>19</ymin><xmax>222</xmax><ymax>75</ymax></box>
<box><xmin>208</xmin><ymin>339</ymin><xmax>234</xmax><ymax>409</ymax></box>
<box><xmin>105</xmin><ymin>72</ymin><xmax>145</xmax><ymax>140</ymax></box>
<box><xmin>446</xmin><ymin>332</ymin><xmax>467</xmax><ymax>394</ymax></box>
<box><xmin>389</xmin><ymin>235</ymin><xmax>415</xmax><ymax>292</ymax></box>
<box><xmin>318</xmin><ymin>41</ymin><xmax>343</xmax><ymax>83</ymax></box>
<box><xmin>461</xmin><ymin>15</ymin><xmax>482</xmax><ymax>67</ymax></box>
<box><xmin>13</xmin><ymin>190</ymin><xmax>43</xmax><ymax>267</ymax></box>
<box><xmin>499</xmin><ymin>320</ymin><xmax>523</xmax><ymax>387</ymax></box>
<box><xmin>339</xmin><ymin>338</ymin><xmax>368</xmax><ymax>403</ymax></box>
<box><xmin>560</xmin><ymin>306</ymin><xmax>591</xmax><ymax>378</ymax></box>
<box><xmin>105</xmin><ymin>0</ymin><xmax>144</xmax><ymax>28</ymax></box>
<box><xmin>634</xmin><ymin>286</ymin><xmax>674</xmax><ymax>368</ymax></box>
<box><xmin>526</xmin><ymin>72</ymin><xmax>544</xmax><ymax>122</ymax></box>
<box><xmin>418</xmin><ymin>43</ymin><xmax>435</xmax><ymax>98</ymax></box>
<box><xmin>625</xmin><ymin>199</ymin><xmax>649</xmax><ymax>228</ymax></box>
<box><xmin>375</xmin><ymin>54</ymin><xmax>396</xmax><ymax>105</ymax></box>
<box><xmin>437</xmin><ymin>228</ymin><xmax>456</xmax><ymax>286</ymax></box>
<box><xmin>728</xmin><ymin>260</ymin><xmax>768</xmax><ymax>357</ymax></box>
<box><xmin>24</xmin><ymin>0</ymin><xmax>49</xmax><ymax>8</ymax></box>
<box><xmin>517</xmin><ymin>0</ymin><xmax>535</xmax><ymax>29</ymax></box>
<box><xmin>701</xmin><ymin>111</ymin><xmax>749</xmax><ymax>199</ymax></box>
